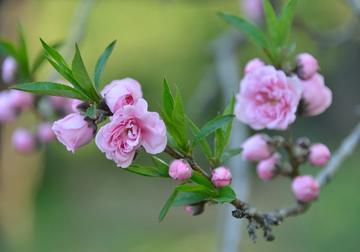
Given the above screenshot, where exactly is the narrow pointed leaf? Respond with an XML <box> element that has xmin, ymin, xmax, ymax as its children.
<box><xmin>94</xmin><ymin>40</ymin><xmax>116</xmax><ymax>89</ymax></box>
<box><xmin>32</xmin><ymin>41</ymin><xmax>63</xmax><ymax>75</ymax></box>
<box><xmin>17</xmin><ymin>27</ymin><xmax>30</xmax><ymax>77</ymax></box>
<box><xmin>151</xmin><ymin>156</ymin><xmax>169</xmax><ymax>177</ymax></box>
<box><xmin>221</xmin><ymin>148</ymin><xmax>242</xmax><ymax>163</ymax></box>
<box><xmin>0</xmin><ymin>40</ymin><xmax>17</xmax><ymax>58</ymax></box>
<box><xmin>190</xmin><ymin>171</ymin><xmax>215</xmax><ymax>189</ymax></box>
<box><xmin>162</xmin><ymin>78</ymin><xmax>174</xmax><ymax>117</ymax></box>
<box><xmin>40</xmin><ymin>38</ymin><xmax>69</xmax><ymax>68</ymax></box>
<box><xmin>159</xmin><ymin>190</ymin><xmax>178</xmax><ymax>221</ymax></box>
<box><xmin>11</xmin><ymin>82</ymin><xmax>85</xmax><ymax>100</ymax></box>
<box><xmin>126</xmin><ymin>164</ymin><xmax>163</xmax><ymax>177</ymax></box>
<box><xmin>186</xmin><ymin>116</ymin><xmax>212</xmax><ymax>159</ymax></box>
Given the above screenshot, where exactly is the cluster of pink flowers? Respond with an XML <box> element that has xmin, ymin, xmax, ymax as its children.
<box><xmin>52</xmin><ymin>78</ymin><xmax>167</xmax><ymax>168</ymax></box>
<box><xmin>237</xmin><ymin>53</ymin><xmax>333</xmax><ymax>202</ymax></box>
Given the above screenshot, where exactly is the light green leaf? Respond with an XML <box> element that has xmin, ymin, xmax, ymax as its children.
<box><xmin>263</xmin><ymin>0</ymin><xmax>279</xmax><ymax>43</ymax></box>
<box><xmin>72</xmin><ymin>44</ymin><xmax>100</xmax><ymax>102</ymax></box>
<box><xmin>0</xmin><ymin>40</ymin><xmax>17</xmax><ymax>58</ymax></box>
<box><xmin>176</xmin><ymin>184</ymin><xmax>212</xmax><ymax>193</ymax></box>
<box><xmin>151</xmin><ymin>156</ymin><xmax>169</xmax><ymax>177</ymax></box>
<box><xmin>126</xmin><ymin>164</ymin><xmax>163</xmax><ymax>177</ymax></box>
<box><xmin>11</xmin><ymin>82</ymin><xmax>86</xmax><ymax>100</ymax></box>
<box><xmin>277</xmin><ymin>0</ymin><xmax>298</xmax><ymax>45</ymax></box>
<box><xmin>162</xmin><ymin>78</ymin><xmax>174</xmax><ymax>117</ymax></box>
<box><xmin>192</xmin><ymin>114</ymin><xmax>234</xmax><ymax>146</ymax></box>
<box><xmin>190</xmin><ymin>171</ymin><xmax>215</xmax><ymax>189</ymax></box>
<box><xmin>186</xmin><ymin>116</ymin><xmax>212</xmax><ymax>160</ymax></box>
<box><xmin>221</xmin><ymin>148</ymin><xmax>242</xmax><ymax>163</ymax></box>
<box><xmin>17</xmin><ymin>26</ymin><xmax>30</xmax><ymax>78</ymax></box>
<box><xmin>159</xmin><ymin>190</ymin><xmax>178</xmax><ymax>221</ymax></box>
<box><xmin>94</xmin><ymin>40</ymin><xmax>116</xmax><ymax>89</ymax></box>
<box><xmin>86</xmin><ymin>105</ymin><xmax>97</xmax><ymax>119</ymax></box>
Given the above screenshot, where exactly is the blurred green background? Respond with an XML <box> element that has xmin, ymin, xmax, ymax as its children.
<box><xmin>0</xmin><ymin>0</ymin><xmax>359</xmax><ymax>251</ymax></box>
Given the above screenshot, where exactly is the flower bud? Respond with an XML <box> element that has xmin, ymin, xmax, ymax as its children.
<box><xmin>2</xmin><ymin>57</ymin><xmax>17</xmax><ymax>84</ymax></box>
<box><xmin>184</xmin><ymin>203</ymin><xmax>205</xmax><ymax>216</ymax></box>
<box><xmin>241</xmin><ymin>134</ymin><xmax>273</xmax><ymax>161</ymax></box>
<box><xmin>242</xmin><ymin>0</ymin><xmax>263</xmax><ymax>22</ymax></box>
<box><xmin>296</xmin><ymin>53</ymin><xmax>318</xmax><ymax>80</ymax></box>
<box><xmin>37</xmin><ymin>122</ymin><xmax>56</xmax><ymax>143</ymax></box>
<box><xmin>292</xmin><ymin>175</ymin><xmax>320</xmax><ymax>202</ymax></box>
<box><xmin>71</xmin><ymin>99</ymin><xmax>83</xmax><ymax>112</ymax></box>
<box><xmin>308</xmin><ymin>143</ymin><xmax>330</xmax><ymax>167</ymax></box>
<box><xmin>9</xmin><ymin>90</ymin><xmax>34</xmax><ymax>110</ymax></box>
<box><xmin>12</xmin><ymin>128</ymin><xmax>36</xmax><ymax>154</ymax></box>
<box><xmin>299</xmin><ymin>74</ymin><xmax>332</xmax><ymax>116</ymax></box>
<box><xmin>244</xmin><ymin>58</ymin><xmax>265</xmax><ymax>74</ymax></box>
<box><xmin>52</xmin><ymin>113</ymin><xmax>96</xmax><ymax>153</ymax></box>
<box><xmin>256</xmin><ymin>153</ymin><xmax>280</xmax><ymax>181</ymax></box>
<box><xmin>0</xmin><ymin>91</ymin><xmax>17</xmax><ymax>123</ymax></box>
<box><xmin>211</xmin><ymin>166</ymin><xmax>232</xmax><ymax>188</ymax></box>
<box><xmin>169</xmin><ymin>159</ymin><xmax>192</xmax><ymax>180</ymax></box>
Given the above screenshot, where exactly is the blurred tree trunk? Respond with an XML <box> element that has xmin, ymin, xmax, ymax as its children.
<box><xmin>0</xmin><ymin>1</ymin><xmax>43</xmax><ymax>251</ymax></box>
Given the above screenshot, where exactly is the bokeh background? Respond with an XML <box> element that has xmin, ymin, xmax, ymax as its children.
<box><xmin>0</xmin><ymin>0</ymin><xmax>359</xmax><ymax>251</ymax></box>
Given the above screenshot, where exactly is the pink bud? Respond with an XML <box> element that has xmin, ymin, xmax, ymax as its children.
<box><xmin>244</xmin><ymin>58</ymin><xmax>265</xmax><ymax>74</ymax></box>
<box><xmin>37</xmin><ymin>122</ymin><xmax>56</xmax><ymax>143</ymax></box>
<box><xmin>184</xmin><ymin>204</ymin><xmax>205</xmax><ymax>216</ymax></box>
<box><xmin>2</xmin><ymin>57</ymin><xmax>17</xmax><ymax>84</ymax></box>
<box><xmin>296</xmin><ymin>53</ymin><xmax>319</xmax><ymax>80</ymax></box>
<box><xmin>211</xmin><ymin>166</ymin><xmax>232</xmax><ymax>188</ymax></box>
<box><xmin>308</xmin><ymin>143</ymin><xmax>330</xmax><ymax>167</ymax></box>
<box><xmin>12</xmin><ymin>128</ymin><xmax>36</xmax><ymax>154</ymax></box>
<box><xmin>71</xmin><ymin>99</ymin><xmax>83</xmax><ymax>112</ymax></box>
<box><xmin>0</xmin><ymin>91</ymin><xmax>17</xmax><ymax>123</ymax></box>
<box><xmin>292</xmin><ymin>175</ymin><xmax>320</xmax><ymax>202</ymax></box>
<box><xmin>256</xmin><ymin>153</ymin><xmax>280</xmax><ymax>181</ymax></box>
<box><xmin>300</xmin><ymin>74</ymin><xmax>332</xmax><ymax>116</ymax></box>
<box><xmin>241</xmin><ymin>134</ymin><xmax>272</xmax><ymax>161</ymax></box>
<box><xmin>9</xmin><ymin>90</ymin><xmax>34</xmax><ymax>110</ymax></box>
<box><xmin>169</xmin><ymin>159</ymin><xmax>192</xmax><ymax>180</ymax></box>
<box><xmin>242</xmin><ymin>0</ymin><xmax>263</xmax><ymax>22</ymax></box>
<box><xmin>52</xmin><ymin>113</ymin><xmax>96</xmax><ymax>153</ymax></box>
<box><xmin>184</xmin><ymin>205</ymin><xmax>194</xmax><ymax>215</ymax></box>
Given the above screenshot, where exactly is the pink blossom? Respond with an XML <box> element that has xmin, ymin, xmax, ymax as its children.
<box><xmin>308</xmin><ymin>143</ymin><xmax>331</xmax><ymax>167</ymax></box>
<box><xmin>0</xmin><ymin>91</ymin><xmax>17</xmax><ymax>123</ymax></box>
<box><xmin>242</xmin><ymin>0</ymin><xmax>263</xmax><ymax>22</ymax></box>
<box><xmin>256</xmin><ymin>153</ymin><xmax>280</xmax><ymax>181</ymax></box>
<box><xmin>9</xmin><ymin>90</ymin><xmax>34</xmax><ymax>110</ymax></box>
<box><xmin>292</xmin><ymin>175</ymin><xmax>320</xmax><ymax>202</ymax></box>
<box><xmin>211</xmin><ymin>166</ymin><xmax>232</xmax><ymax>188</ymax></box>
<box><xmin>169</xmin><ymin>159</ymin><xmax>192</xmax><ymax>180</ymax></box>
<box><xmin>52</xmin><ymin>113</ymin><xmax>95</xmax><ymax>153</ymax></box>
<box><xmin>300</xmin><ymin>73</ymin><xmax>332</xmax><ymax>116</ymax></box>
<box><xmin>244</xmin><ymin>58</ymin><xmax>265</xmax><ymax>74</ymax></box>
<box><xmin>235</xmin><ymin>66</ymin><xmax>302</xmax><ymax>130</ymax></box>
<box><xmin>37</xmin><ymin>122</ymin><xmax>56</xmax><ymax>143</ymax></box>
<box><xmin>296</xmin><ymin>53</ymin><xmax>318</xmax><ymax>80</ymax></box>
<box><xmin>12</xmin><ymin>128</ymin><xmax>36</xmax><ymax>154</ymax></box>
<box><xmin>95</xmin><ymin>99</ymin><xmax>167</xmax><ymax>168</ymax></box>
<box><xmin>2</xmin><ymin>57</ymin><xmax>17</xmax><ymax>84</ymax></box>
<box><xmin>241</xmin><ymin>134</ymin><xmax>273</xmax><ymax>161</ymax></box>
<box><xmin>101</xmin><ymin>78</ymin><xmax>143</xmax><ymax>113</ymax></box>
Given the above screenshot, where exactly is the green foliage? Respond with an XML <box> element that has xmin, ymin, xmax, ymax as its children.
<box><xmin>159</xmin><ymin>190</ymin><xmax>178</xmax><ymax>221</ymax></box>
<box><xmin>219</xmin><ymin>0</ymin><xmax>298</xmax><ymax>67</ymax></box>
<box><xmin>214</xmin><ymin>186</ymin><xmax>236</xmax><ymax>204</ymax></box>
<box><xmin>94</xmin><ymin>40</ymin><xmax>116</xmax><ymax>89</ymax></box>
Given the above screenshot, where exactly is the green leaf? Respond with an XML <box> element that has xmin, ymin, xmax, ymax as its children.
<box><xmin>171</xmin><ymin>91</ymin><xmax>188</xmax><ymax>150</ymax></box>
<box><xmin>263</xmin><ymin>0</ymin><xmax>280</xmax><ymax>47</ymax></box>
<box><xmin>0</xmin><ymin>40</ymin><xmax>18</xmax><ymax>58</ymax></box>
<box><xmin>17</xmin><ymin>26</ymin><xmax>30</xmax><ymax>78</ymax></box>
<box><xmin>11</xmin><ymin>82</ymin><xmax>86</xmax><ymax>100</ymax></box>
<box><xmin>214</xmin><ymin>186</ymin><xmax>236</xmax><ymax>203</ymax></box>
<box><xmin>93</xmin><ymin>40</ymin><xmax>116</xmax><ymax>89</ymax></box>
<box><xmin>86</xmin><ymin>105</ymin><xmax>97</xmax><ymax>119</ymax></box>
<box><xmin>151</xmin><ymin>156</ymin><xmax>169</xmax><ymax>177</ymax></box>
<box><xmin>186</xmin><ymin>116</ymin><xmax>212</xmax><ymax>160</ymax></box>
<box><xmin>162</xmin><ymin>78</ymin><xmax>174</xmax><ymax>117</ymax></box>
<box><xmin>173</xmin><ymin>191</ymin><xmax>209</xmax><ymax>207</ymax></box>
<box><xmin>221</xmin><ymin>148</ymin><xmax>242</xmax><ymax>163</ymax></box>
<box><xmin>176</xmin><ymin>184</ymin><xmax>212</xmax><ymax>193</ymax></box>
<box><xmin>40</xmin><ymin>38</ymin><xmax>69</xmax><ymax>68</ymax></box>
<box><xmin>159</xmin><ymin>190</ymin><xmax>178</xmax><ymax>221</ymax></box>
<box><xmin>126</xmin><ymin>164</ymin><xmax>163</xmax><ymax>177</ymax></box>
<box><xmin>192</xmin><ymin>114</ymin><xmax>234</xmax><ymax>146</ymax></box>
<box><xmin>72</xmin><ymin>44</ymin><xmax>100</xmax><ymax>102</ymax></box>
<box><xmin>219</xmin><ymin>12</ymin><xmax>269</xmax><ymax>50</ymax></box>
<box><xmin>277</xmin><ymin>0</ymin><xmax>297</xmax><ymax>45</ymax></box>
<box><xmin>190</xmin><ymin>171</ymin><xmax>215</xmax><ymax>189</ymax></box>
<box><xmin>32</xmin><ymin>41</ymin><xmax>63</xmax><ymax>75</ymax></box>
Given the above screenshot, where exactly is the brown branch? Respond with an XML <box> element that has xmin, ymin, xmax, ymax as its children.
<box><xmin>230</xmin><ymin>120</ymin><xmax>360</xmax><ymax>242</ymax></box>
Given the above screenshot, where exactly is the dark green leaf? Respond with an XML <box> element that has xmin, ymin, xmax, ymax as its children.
<box><xmin>11</xmin><ymin>82</ymin><xmax>85</xmax><ymax>100</ymax></box>
<box><xmin>214</xmin><ymin>186</ymin><xmax>236</xmax><ymax>203</ymax></box>
<box><xmin>190</xmin><ymin>171</ymin><xmax>215</xmax><ymax>189</ymax></box>
<box><xmin>171</xmin><ymin>91</ymin><xmax>188</xmax><ymax>150</ymax></box>
<box><xmin>192</xmin><ymin>114</ymin><xmax>234</xmax><ymax>146</ymax></box>
<box><xmin>186</xmin><ymin>116</ymin><xmax>212</xmax><ymax>160</ymax></box>
<box><xmin>173</xmin><ymin>191</ymin><xmax>209</xmax><ymax>207</ymax></box>
<box><xmin>17</xmin><ymin>26</ymin><xmax>30</xmax><ymax>78</ymax></box>
<box><xmin>221</xmin><ymin>148</ymin><xmax>242</xmax><ymax>163</ymax></box>
<box><xmin>72</xmin><ymin>44</ymin><xmax>100</xmax><ymax>102</ymax></box>
<box><xmin>162</xmin><ymin>78</ymin><xmax>174</xmax><ymax>117</ymax></box>
<box><xmin>32</xmin><ymin>41</ymin><xmax>63</xmax><ymax>75</ymax></box>
<box><xmin>126</xmin><ymin>164</ymin><xmax>163</xmax><ymax>177</ymax></box>
<box><xmin>94</xmin><ymin>40</ymin><xmax>116</xmax><ymax>89</ymax></box>
<box><xmin>159</xmin><ymin>190</ymin><xmax>178</xmax><ymax>221</ymax></box>
<box><xmin>151</xmin><ymin>156</ymin><xmax>169</xmax><ymax>177</ymax></box>
<box><xmin>40</xmin><ymin>38</ymin><xmax>69</xmax><ymax>68</ymax></box>
<box><xmin>176</xmin><ymin>184</ymin><xmax>211</xmax><ymax>193</ymax></box>
<box><xmin>219</xmin><ymin>12</ymin><xmax>269</xmax><ymax>49</ymax></box>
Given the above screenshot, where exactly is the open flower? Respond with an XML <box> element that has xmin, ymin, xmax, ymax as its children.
<box><xmin>96</xmin><ymin>99</ymin><xmax>167</xmax><ymax>168</ymax></box>
<box><xmin>101</xmin><ymin>78</ymin><xmax>143</xmax><ymax>113</ymax></box>
<box><xmin>235</xmin><ymin>66</ymin><xmax>302</xmax><ymax>130</ymax></box>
